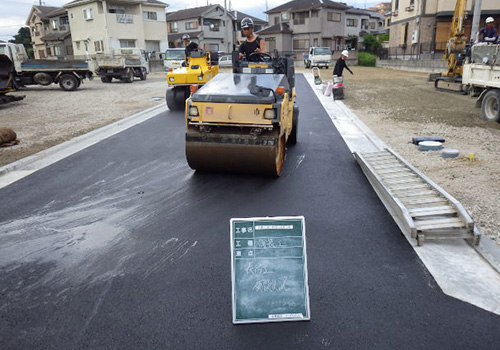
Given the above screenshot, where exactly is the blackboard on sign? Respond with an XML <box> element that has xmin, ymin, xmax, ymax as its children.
<box><xmin>230</xmin><ymin>216</ymin><xmax>310</xmax><ymax>324</ymax></box>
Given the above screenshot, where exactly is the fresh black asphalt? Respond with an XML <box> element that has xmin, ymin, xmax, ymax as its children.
<box><xmin>1</xmin><ymin>74</ymin><xmax>499</xmax><ymax>349</ymax></box>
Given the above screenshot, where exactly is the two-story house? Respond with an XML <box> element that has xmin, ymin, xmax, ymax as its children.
<box><xmin>261</xmin><ymin>0</ymin><xmax>350</xmax><ymax>58</ymax></box>
<box><xmin>64</xmin><ymin>0</ymin><xmax>168</xmax><ymax>57</ymax></box>
<box><xmin>166</xmin><ymin>5</ymin><xmax>235</xmax><ymax>53</ymax></box>
<box><xmin>389</xmin><ymin>0</ymin><xmax>500</xmax><ymax>56</ymax></box>
<box><xmin>345</xmin><ymin>8</ymin><xmax>386</xmax><ymax>48</ymax></box>
<box><xmin>26</xmin><ymin>5</ymin><xmax>72</xmax><ymax>59</ymax></box>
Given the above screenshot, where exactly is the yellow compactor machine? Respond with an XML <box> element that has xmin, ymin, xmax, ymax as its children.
<box><xmin>184</xmin><ymin>52</ymin><xmax>299</xmax><ymax>176</ymax></box>
<box><xmin>166</xmin><ymin>50</ymin><xmax>219</xmax><ymax>110</ymax></box>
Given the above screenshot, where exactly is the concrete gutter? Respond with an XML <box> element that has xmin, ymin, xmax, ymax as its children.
<box><xmin>0</xmin><ymin>103</ymin><xmax>167</xmax><ymax>189</ymax></box>
<box><xmin>304</xmin><ymin>72</ymin><xmax>500</xmax><ymax>315</ymax></box>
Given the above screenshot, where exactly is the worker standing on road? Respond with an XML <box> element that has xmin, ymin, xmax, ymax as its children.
<box><xmin>238</xmin><ymin>17</ymin><xmax>266</xmax><ymax>61</ymax></box>
<box><xmin>477</xmin><ymin>17</ymin><xmax>498</xmax><ymax>44</ymax></box>
<box><xmin>333</xmin><ymin>50</ymin><xmax>353</xmax><ymax>77</ymax></box>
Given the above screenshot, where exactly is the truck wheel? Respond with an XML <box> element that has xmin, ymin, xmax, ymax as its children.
<box><xmin>101</xmin><ymin>76</ymin><xmax>112</xmax><ymax>83</ymax></box>
<box><xmin>287</xmin><ymin>104</ymin><xmax>299</xmax><ymax>145</ymax></box>
<box><xmin>305</xmin><ymin>61</ymin><xmax>310</xmax><ymax>69</ymax></box>
<box><xmin>125</xmin><ymin>69</ymin><xmax>134</xmax><ymax>83</ymax></box>
<box><xmin>59</xmin><ymin>74</ymin><xmax>79</xmax><ymax>91</ymax></box>
<box><xmin>481</xmin><ymin>89</ymin><xmax>500</xmax><ymax>122</ymax></box>
<box><xmin>139</xmin><ymin>68</ymin><xmax>147</xmax><ymax>81</ymax></box>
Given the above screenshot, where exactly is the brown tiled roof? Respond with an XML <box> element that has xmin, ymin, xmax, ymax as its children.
<box><xmin>266</xmin><ymin>0</ymin><xmax>348</xmax><ymax>14</ymax></box>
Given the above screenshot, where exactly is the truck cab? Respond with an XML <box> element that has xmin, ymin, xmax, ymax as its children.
<box><xmin>304</xmin><ymin>47</ymin><xmax>332</xmax><ymax>69</ymax></box>
<box><xmin>164</xmin><ymin>48</ymin><xmax>185</xmax><ymax>71</ymax></box>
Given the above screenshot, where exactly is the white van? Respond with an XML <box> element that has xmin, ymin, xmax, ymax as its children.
<box><xmin>164</xmin><ymin>48</ymin><xmax>185</xmax><ymax>71</ymax></box>
<box><xmin>304</xmin><ymin>47</ymin><xmax>332</xmax><ymax>69</ymax></box>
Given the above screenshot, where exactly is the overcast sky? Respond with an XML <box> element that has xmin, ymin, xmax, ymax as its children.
<box><xmin>0</xmin><ymin>0</ymin><xmax>381</xmax><ymax>42</ymax></box>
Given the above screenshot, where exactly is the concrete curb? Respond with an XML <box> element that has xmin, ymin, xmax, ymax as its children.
<box><xmin>0</xmin><ymin>103</ymin><xmax>168</xmax><ymax>189</ymax></box>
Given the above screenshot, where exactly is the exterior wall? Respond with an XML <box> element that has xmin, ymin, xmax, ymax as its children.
<box><xmin>28</xmin><ymin>10</ymin><xmax>50</xmax><ymax>59</ymax></box>
<box><xmin>67</xmin><ymin>0</ymin><xmax>167</xmax><ymax>56</ymax></box>
<box><xmin>258</xmin><ymin>33</ymin><xmax>293</xmax><ymax>53</ymax></box>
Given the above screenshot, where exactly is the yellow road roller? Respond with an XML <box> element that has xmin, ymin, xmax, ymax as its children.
<box><xmin>184</xmin><ymin>52</ymin><xmax>299</xmax><ymax>176</ymax></box>
<box><xmin>166</xmin><ymin>50</ymin><xmax>219</xmax><ymax>110</ymax></box>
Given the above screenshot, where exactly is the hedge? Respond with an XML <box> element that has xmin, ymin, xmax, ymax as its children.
<box><xmin>358</xmin><ymin>52</ymin><xmax>376</xmax><ymax>67</ymax></box>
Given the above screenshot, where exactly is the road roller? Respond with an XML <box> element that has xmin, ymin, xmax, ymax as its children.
<box><xmin>184</xmin><ymin>51</ymin><xmax>299</xmax><ymax>176</ymax></box>
<box><xmin>166</xmin><ymin>50</ymin><xmax>219</xmax><ymax>111</ymax></box>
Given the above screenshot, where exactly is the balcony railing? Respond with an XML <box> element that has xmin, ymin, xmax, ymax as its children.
<box><xmin>116</xmin><ymin>14</ymin><xmax>133</xmax><ymax>24</ymax></box>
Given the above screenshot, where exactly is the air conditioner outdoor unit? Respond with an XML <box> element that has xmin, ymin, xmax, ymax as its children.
<box><xmin>406</xmin><ymin>5</ymin><xmax>414</xmax><ymax>12</ymax></box>
<box><xmin>411</xmin><ymin>30</ymin><xmax>419</xmax><ymax>44</ymax></box>
<box><xmin>393</xmin><ymin>10</ymin><xmax>399</xmax><ymax>16</ymax></box>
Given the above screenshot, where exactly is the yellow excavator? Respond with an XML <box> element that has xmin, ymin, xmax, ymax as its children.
<box><xmin>433</xmin><ymin>0</ymin><xmax>468</xmax><ymax>92</ymax></box>
<box><xmin>184</xmin><ymin>51</ymin><xmax>298</xmax><ymax>176</ymax></box>
<box><xmin>166</xmin><ymin>49</ymin><xmax>219</xmax><ymax>110</ymax></box>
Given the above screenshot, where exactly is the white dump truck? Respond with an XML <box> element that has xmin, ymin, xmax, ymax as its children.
<box><xmin>304</xmin><ymin>47</ymin><xmax>332</xmax><ymax>69</ymax></box>
<box><xmin>95</xmin><ymin>48</ymin><xmax>149</xmax><ymax>83</ymax></box>
<box><xmin>0</xmin><ymin>42</ymin><xmax>93</xmax><ymax>91</ymax></box>
<box><xmin>462</xmin><ymin>44</ymin><xmax>500</xmax><ymax>122</ymax></box>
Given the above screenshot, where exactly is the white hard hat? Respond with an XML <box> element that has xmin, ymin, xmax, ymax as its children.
<box><xmin>341</xmin><ymin>50</ymin><xmax>349</xmax><ymax>57</ymax></box>
<box><xmin>486</xmin><ymin>17</ymin><xmax>494</xmax><ymax>24</ymax></box>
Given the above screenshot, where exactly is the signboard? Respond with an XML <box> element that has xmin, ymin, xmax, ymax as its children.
<box><xmin>230</xmin><ymin>216</ymin><xmax>310</xmax><ymax>324</ymax></box>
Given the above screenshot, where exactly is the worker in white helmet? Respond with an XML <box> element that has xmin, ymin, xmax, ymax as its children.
<box><xmin>333</xmin><ymin>50</ymin><xmax>353</xmax><ymax>77</ymax></box>
<box><xmin>477</xmin><ymin>17</ymin><xmax>498</xmax><ymax>44</ymax></box>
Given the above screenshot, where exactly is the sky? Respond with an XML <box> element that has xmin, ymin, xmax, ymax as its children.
<box><xmin>0</xmin><ymin>0</ymin><xmax>382</xmax><ymax>42</ymax></box>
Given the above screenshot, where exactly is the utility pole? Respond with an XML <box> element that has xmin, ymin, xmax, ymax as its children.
<box><xmin>470</xmin><ymin>0</ymin><xmax>483</xmax><ymax>43</ymax></box>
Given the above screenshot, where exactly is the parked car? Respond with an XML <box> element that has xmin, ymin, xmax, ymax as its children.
<box><xmin>218</xmin><ymin>55</ymin><xmax>232</xmax><ymax>68</ymax></box>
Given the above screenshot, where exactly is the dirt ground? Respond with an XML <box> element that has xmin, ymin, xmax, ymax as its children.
<box><xmin>318</xmin><ymin>66</ymin><xmax>500</xmax><ymax>243</ymax></box>
<box><xmin>1</xmin><ymin>67</ymin><xmax>499</xmax><ymax>243</ymax></box>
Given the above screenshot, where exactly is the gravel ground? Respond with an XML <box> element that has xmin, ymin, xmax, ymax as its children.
<box><xmin>318</xmin><ymin>66</ymin><xmax>500</xmax><ymax>243</ymax></box>
<box><xmin>1</xmin><ymin>67</ymin><xmax>499</xmax><ymax>243</ymax></box>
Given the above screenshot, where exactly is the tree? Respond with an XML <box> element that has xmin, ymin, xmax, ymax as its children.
<box><xmin>9</xmin><ymin>27</ymin><xmax>34</xmax><ymax>58</ymax></box>
<box><xmin>362</xmin><ymin>34</ymin><xmax>381</xmax><ymax>54</ymax></box>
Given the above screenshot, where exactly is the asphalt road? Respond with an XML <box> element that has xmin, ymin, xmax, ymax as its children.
<box><xmin>1</xmin><ymin>74</ymin><xmax>499</xmax><ymax>350</ymax></box>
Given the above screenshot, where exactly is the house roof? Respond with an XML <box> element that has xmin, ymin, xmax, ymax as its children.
<box><xmin>40</xmin><ymin>31</ymin><xmax>71</xmax><ymax>42</ymax></box>
<box><xmin>44</xmin><ymin>8</ymin><xmax>68</xmax><ymax>19</ymax></box>
<box><xmin>166</xmin><ymin>5</ymin><xmax>220</xmax><ymax>21</ymax></box>
<box><xmin>65</xmin><ymin>0</ymin><xmax>167</xmax><ymax>8</ymax></box>
<box><xmin>266</xmin><ymin>0</ymin><xmax>349</xmax><ymax>14</ymax></box>
<box><xmin>33</xmin><ymin>6</ymin><xmax>61</xmax><ymax>20</ymax></box>
<box><xmin>232</xmin><ymin>10</ymin><xmax>267</xmax><ymax>25</ymax></box>
<box><xmin>257</xmin><ymin>23</ymin><xmax>293</xmax><ymax>35</ymax></box>
<box><xmin>167</xmin><ymin>31</ymin><xmax>203</xmax><ymax>42</ymax></box>
<box><xmin>346</xmin><ymin>7</ymin><xmax>384</xmax><ymax>19</ymax></box>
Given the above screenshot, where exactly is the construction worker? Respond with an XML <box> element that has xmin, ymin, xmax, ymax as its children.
<box><xmin>478</xmin><ymin>17</ymin><xmax>498</xmax><ymax>44</ymax></box>
<box><xmin>333</xmin><ymin>50</ymin><xmax>353</xmax><ymax>77</ymax></box>
<box><xmin>238</xmin><ymin>17</ymin><xmax>266</xmax><ymax>61</ymax></box>
<box><xmin>182</xmin><ymin>34</ymin><xmax>201</xmax><ymax>57</ymax></box>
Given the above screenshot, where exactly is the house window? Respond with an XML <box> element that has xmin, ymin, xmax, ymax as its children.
<box><xmin>346</xmin><ymin>19</ymin><xmax>357</xmax><ymax>27</ymax></box>
<box><xmin>186</xmin><ymin>21</ymin><xmax>198</xmax><ymax>30</ymax></box>
<box><xmin>395</xmin><ymin>0</ymin><xmax>399</xmax><ymax>10</ymax></box>
<box><xmin>168</xmin><ymin>22</ymin><xmax>178</xmax><ymax>33</ymax></box>
<box><xmin>84</xmin><ymin>41</ymin><xmax>89</xmax><ymax>53</ymax></box>
<box><xmin>274</xmin><ymin>17</ymin><xmax>279</xmax><ymax>25</ymax></box>
<box><xmin>203</xmin><ymin>18</ymin><xmax>220</xmax><ymax>31</ymax></box>
<box><xmin>327</xmin><ymin>12</ymin><xmax>341</xmax><ymax>22</ymax></box>
<box><xmin>293</xmin><ymin>39</ymin><xmax>309</xmax><ymax>49</ymax></box>
<box><xmin>54</xmin><ymin>46</ymin><xmax>61</xmax><ymax>56</ymax></box>
<box><xmin>60</xmin><ymin>16</ymin><xmax>69</xmax><ymax>25</ymax></box>
<box><xmin>52</xmin><ymin>19</ymin><xmax>58</xmax><ymax>30</ymax></box>
<box><xmin>370</xmin><ymin>22</ymin><xmax>376</xmax><ymax>29</ymax></box>
<box><xmin>83</xmin><ymin>8</ymin><xmax>93</xmax><ymax>20</ymax></box>
<box><xmin>94</xmin><ymin>40</ymin><xmax>104</xmax><ymax>52</ymax></box>
<box><xmin>120</xmin><ymin>39</ymin><xmax>136</xmax><ymax>48</ymax></box>
<box><xmin>281</xmin><ymin>12</ymin><xmax>289</xmax><ymax>21</ymax></box>
<box><xmin>204</xmin><ymin>43</ymin><xmax>219</xmax><ymax>51</ymax></box>
<box><xmin>143</xmin><ymin>11</ymin><xmax>157</xmax><ymax>21</ymax></box>
<box><xmin>293</xmin><ymin>11</ymin><xmax>308</xmax><ymax>25</ymax></box>
<box><xmin>76</xmin><ymin>41</ymin><xmax>81</xmax><ymax>50</ymax></box>
<box><xmin>145</xmin><ymin>40</ymin><xmax>160</xmax><ymax>52</ymax></box>
<box><xmin>311</xmin><ymin>10</ymin><xmax>319</xmax><ymax>18</ymax></box>
<box><xmin>38</xmin><ymin>49</ymin><xmax>46</xmax><ymax>58</ymax></box>
<box><xmin>70</xmin><ymin>13</ymin><xmax>74</xmax><ymax>19</ymax></box>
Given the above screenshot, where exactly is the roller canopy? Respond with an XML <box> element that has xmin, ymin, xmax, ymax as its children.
<box><xmin>191</xmin><ymin>73</ymin><xmax>290</xmax><ymax>104</ymax></box>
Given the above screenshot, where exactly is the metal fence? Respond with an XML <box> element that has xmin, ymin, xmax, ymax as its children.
<box><xmin>376</xmin><ymin>41</ymin><xmax>448</xmax><ymax>60</ymax></box>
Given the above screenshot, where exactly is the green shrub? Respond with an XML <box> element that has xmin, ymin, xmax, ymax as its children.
<box><xmin>358</xmin><ymin>52</ymin><xmax>376</xmax><ymax>67</ymax></box>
